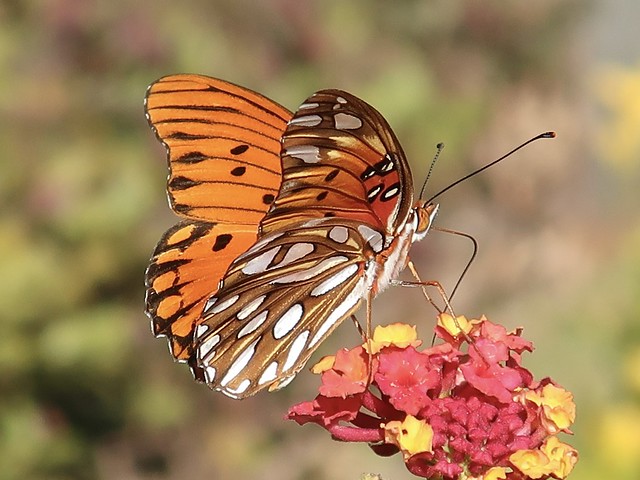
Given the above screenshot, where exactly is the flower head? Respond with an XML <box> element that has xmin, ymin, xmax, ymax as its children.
<box><xmin>287</xmin><ymin>315</ymin><xmax>578</xmax><ymax>480</ymax></box>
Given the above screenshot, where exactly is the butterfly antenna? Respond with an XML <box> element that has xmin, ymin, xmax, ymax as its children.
<box><xmin>419</xmin><ymin>142</ymin><xmax>445</xmax><ymax>200</ymax></box>
<box><xmin>426</xmin><ymin>131</ymin><xmax>556</xmax><ymax>204</ymax></box>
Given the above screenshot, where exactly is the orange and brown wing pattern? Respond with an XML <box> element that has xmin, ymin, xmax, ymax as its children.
<box><xmin>145</xmin><ymin>74</ymin><xmax>292</xmax><ymax>224</ymax></box>
<box><xmin>262</xmin><ymin>89</ymin><xmax>414</xmax><ymax>237</ymax></box>
<box><xmin>145</xmin><ymin>220</ymin><xmax>258</xmax><ymax>362</ymax></box>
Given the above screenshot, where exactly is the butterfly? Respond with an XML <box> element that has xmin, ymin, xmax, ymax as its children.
<box><xmin>144</xmin><ymin>74</ymin><xmax>439</xmax><ymax>399</ymax></box>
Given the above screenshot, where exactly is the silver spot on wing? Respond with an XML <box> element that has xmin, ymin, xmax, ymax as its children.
<box><xmin>310</xmin><ymin>263</ymin><xmax>359</xmax><ymax>297</ymax></box>
<box><xmin>195</xmin><ymin>323</ymin><xmax>208</xmax><ymax>337</ymax></box>
<box><xmin>236</xmin><ymin>295</ymin><xmax>266</xmax><ymax>320</ymax></box>
<box><xmin>309</xmin><ymin>277</ymin><xmax>365</xmax><ymax>348</ymax></box>
<box><xmin>271</xmin><ymin>255</ymin><xmax>349</xmax><ymax>284</ymax></box>
<box><xmin>199</xmin><ymin>333</ymin><xmax>220</xmax><ymax>362</ymax></box>
<box><xmin>279</xmin><ymin>243</ymin><xmax>314</xmax><ymax>267</ymax></box>
<box><xmin>204</xmin><ymin>366</ymin><xmax>216</xmax><ymax>383</ymax></box>
<box><xmin>219</xmin><ymin>336</ymin><xmax>261</xmax><ymax>387</ymax></box>
<box><xmin>207</xmin><ymin>294</ymin><xmax>240</xmax><ymax>314</ymax></box>
<box><xmin>283</xmin><ymin>330</ymin><xmax>310</xmax><ymax>372</ymax></box>
<box><xmin>357</xmin><ymin>225</ymin><xmax>384</xmax><ymax>253</ymax></box>
<box><xmin>299</xmin><ymin>102</ymin><xmax>320</xmax><ymax>110</ymax></box>
<box><xmin>259</xmin><ymin>361</ymin><xmax>279</xmax><ymax>385</ymax></box>
<box><xmin>237</xmin><ymin>310</ymin><xmax>269</xmax><ymax>338</ymax></box>
<box><xmin>273</xmin><ymin>304</ymin><xmax>304</xmax><ymax>340</ymax></box>
<box><xmin>289</xmin><ymin>115</ymin><xmax>323</xmax><ymax>127</ymax></box>
<box><xmin>284</xmin><ymin>145</ymin><xmax>321</xmax><ymax>163</ymax></box>
<box><xmin>328</xmin><ymin>225</ymin><xmax>349</xmax><ymax>243</ymax></box>
<box><xmin>241</xmin><ymin>246</ymin><xmax>280</xmax><ymax>275</ymax></box>
<box><xmin>334</xmin><ymin>112</ymin><xmax>362</xmax><ymax>130</ymax></box>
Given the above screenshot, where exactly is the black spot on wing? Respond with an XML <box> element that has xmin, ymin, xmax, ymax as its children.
<box><xmin>231</xmin><ymin>166</ymin><xmax>246</xmax><ymax>176</ymax></box>
<box><xmin>262</xmin><ymin>194</ymin><xmax>275</xmax><ymax>205</ymax></box>
<box><xmin>360</xmin><ymin>166</ymin><xmax>376</xmax><ymax>181</ymax></box>
<box><xmin>177</xmin><ymin>151</ymin><xmax>208</xmax><ymax>164</ymax></box>
<box><xmin>169</xmin><ymin>176</ymin><xmax>198</xmax><ymax>190</ymax></box>
<box><xmin>325</xmin><ymin>169</ymin><xmax>339</xmax><ymax>182</ymax></box>
<box><xmin>316</xmin><ymin>191</ymin><xmax>328</xmax><ymax>201</ymax></box>
<box><xmin>230</xmin><ymin>144</ymin><xmax>249</xmax><ymax>155</ymax></box>
<box><xmin>212</xmin><ymin>234</ymin><xmax>233</xmax><ymax>251</ymax></box>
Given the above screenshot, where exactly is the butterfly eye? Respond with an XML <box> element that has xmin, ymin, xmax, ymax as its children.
<box><xmin>414</xmin><ymin>202</ymin><xmax>439</xmax><ymax>239</ymax></box>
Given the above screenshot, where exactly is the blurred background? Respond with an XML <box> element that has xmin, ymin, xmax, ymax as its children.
<box><xmin>2</xmin><ymin>0</ymin><xmax>639</xmax><ymax>479</ymax></box>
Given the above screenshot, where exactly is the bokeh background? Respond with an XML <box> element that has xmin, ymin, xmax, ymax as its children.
<box><xmin>2</xmin><ymin>1</ymin><xmax>639</xmax><ymax>479</ymax></box>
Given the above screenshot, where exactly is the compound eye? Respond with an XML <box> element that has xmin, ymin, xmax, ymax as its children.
<box><xmin>416</xmin><ymin>202</ymin><xmax>438</xmax><ymax>234</ymax></box>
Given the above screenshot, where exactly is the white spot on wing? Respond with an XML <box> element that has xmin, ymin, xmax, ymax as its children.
<box><xmin>382</xmin><ymin>185</ymin><xmax>400</xmax><ymax>200</ymax></box>
<box><xmin>237</xmin><ymin>310</ymin><xmax>269</xmax><ymax>338</ymax></box>
<box><xmin>381</xmin><ymin>156</ymin><xmax>394</xmax><ymax>172</ymax></box>
<box><xmin>283</xmin><ymin>330</ymin><xmax>310</xmax><ymax>372</ymax></box>
<box><xmin>279</xmin><ymin>243</ymin><xmax>314</xmax><ymax>267</ymax></box>
<box><xmin>272</xmin><ymin>255</ymin><xmax>349</xmax><ymax>284</ymax></box>
<box><xmin>204</xmin><ymin>366</ymin><xmax>216</xmax><ymax>383</ymax></box>
<box><xmin>203</xmin><ymin>297</ymin><xmax>217</xmax><ymax>313</ymax></box>
<box><xmin>367</xmin><ymin>185</ymin><xmax>383</xmax><ymax>201</ymax></box>
<box><xmin>220</xmin><ymin>337</ymin><xmax>261</xmax><ymax>387</ymax></box>
<box><xmin>241</xmin><ymin>233</ymin><xmax>284</xmax><ymax>257</ymax></box>
<box><xmin>259</xmin><ymin>361</ymin><xmax>278</xmax><ymax>385</ymax></box>
<box><xmin>209</xmin><ymin>295</ymin><xmax>239</xmax><ymax>314</ymax></box>
<box><xmin>289</xmin><ymin>115</ymin><xmax>322</xmax><ymax>127</ymax></box>
<box><xmin>299</xmin><ymin>102</ymin><xmax>319</xmax><ymax>110</ymax></box>
<box><xmin>195</xmin><ymin>323</ymin><xmax>208</xmax><ymax>338</ymax></box>
<box><xmin>273</xmin><ymin>304</ymin><xmax>304</xmax><ymax>339</ymax></box>
<box><xmin>199</xmin><ymin>333</ymin><xmax>220</xmax><ymax>361</ymax></box>
<box><xmin>241</xmin><ymin>246</ymin><xmax>280</xmax><ymax>275</ymax></box>
<box><xmin>358</xmin><ymin>225</ymin><xmax>384</xmax><ymax>253</ymax></box>
<box><xmin>334</xmin><ymin>112</ymin><xmax>362</xmax><ymax>130</ymax></box>
<box><xmin>273</xmin><ymin>374</ymin><xmax>296</xmax><ymax>390</ymax></box>
<box><xmin>328</xmin><ymin>226</ymin><xmax>349</xmax><ymax>244</ymax></box>
<box><xmin>284</xmin><ymin>145</ymin><xmax>321</xmax><ymax>163</ymax></box>
<box><xmin>309</xmin><ymin>277</ymin><xmax>366</xmax><ymax>348</ymax></box>
<box><xmin>237</xmin><ymin>295</ymin><xmax>266</xmax><ymax>320</ymax></box>
<box><xmin>225</xmin><ymin>378</ymin><xmax>251</xmax><ymax>396</ymax></box>
<box><xmin>310</xmin><ymin>263</ymin><xmax>359</xmax><ymax>297</ymax></box>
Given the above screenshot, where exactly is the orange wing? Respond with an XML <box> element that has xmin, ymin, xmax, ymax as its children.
<box><xmin>144</xmin><ymin>75</ymin><xmax>293</xmax><ymax>365</ymax></box>
<box><xmin>146</xmin><ymin>221</ymin><xmax>258</xmax><ymax>362</ymax></box>
<box><xmin>145</xmin><ymin>74</ymin><xmax>291</xmax><ymax>224</ymax></box>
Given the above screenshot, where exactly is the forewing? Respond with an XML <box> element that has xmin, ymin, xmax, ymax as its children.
<box><xmin>192</xmin><ymin>218</ymin><xmax>375</xmax><ymax>398</ymax></box>
<box><xmin>145</xmin><ymin>221</ymin><xmax>258</xmax><ymax>363</ymax></box>
<box><xmin>262</xmin><ymin>89</ymin><xmax>414</xmax><ymax>237</ymax></box>
<box><xmin>145</xmin><ymin>74</ymin><xmax>292</xmax><ymax>224</ymax></box>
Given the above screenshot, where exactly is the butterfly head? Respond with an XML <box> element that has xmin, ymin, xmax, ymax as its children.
<box><xmin>412</xmin><ymin>202</ymin><xmax>439</xmax><ymax>242</ymax></box>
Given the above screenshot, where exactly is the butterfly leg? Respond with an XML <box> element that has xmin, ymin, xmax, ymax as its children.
<box><xmin>405</xmin><ymin>260</ymin><xmax>479</xmax><ymax>342</ymax></box>
<box><xmin>398</xmin><ymin>260</ymin><xmax>455</xmax><ymax>317</ymax></box>
<box><xmin>365</xmin><ymin>288</ymin><xmax>375</xmax><ymax>385</ymax></box>
<box><xmin>350</xmin><ymin>314</ymin><xmax>367</xmax><ymax>342</ymax></box>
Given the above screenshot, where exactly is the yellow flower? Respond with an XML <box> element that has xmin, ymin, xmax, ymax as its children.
<box><xmin>383</xmin><ymin>415</ymin><xmax>433</xmax><ymax>459</ymax></box>
<box><xmin>437</xmin><ymin>313</ymin><xmax>477</xmax><ymax>337</ymax></box>
<box><xmin>525</xmin><ymin>384</ymin><xmax>576</xmax><ymax>433</ymax></box>
<box><xmin>510</xmin><ymin>436</ymin><xmax>578</xmax><ymax>479</ymax></box>
<box><xmin>541</xmin><ymin>436</ymin><xmax>578</xmax><ymax>478</ymax></box>
<box><xmin>510</xmin><ymin>448</ymin><xmax>552</xmax><ymax>479</ymax></box>
<box><xmin>365</xmin><ymin>323</ymin><xmax>421</xmax><ymax>354</ymax></box>
<box><xmin>311</xmin><ymin>354</ymin><xmax>335</xmax><ymax>374</ymax></box>
<box><xmin>482</xmin><ymin>466</ymin><xmax>508</xmax><ymax>480</ymax></box>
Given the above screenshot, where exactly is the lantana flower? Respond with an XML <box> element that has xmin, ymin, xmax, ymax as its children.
<box><xmin>287</xmin><ymin>316</ymin><xmax>578</xmax><ymax>480</ymax></box>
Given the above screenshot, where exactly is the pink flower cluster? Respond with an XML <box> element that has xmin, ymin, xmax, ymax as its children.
<box><xmin>287</xmin><ymin>315</ymin><xmax>578</xmax><ymax>480</ymax></box>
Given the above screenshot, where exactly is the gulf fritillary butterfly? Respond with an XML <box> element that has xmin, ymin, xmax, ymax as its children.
<box><xmin>144</xmin><ymin>74</ymin><xmax>442</xmax><ymax>399</ymax></box>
